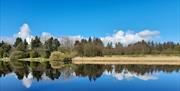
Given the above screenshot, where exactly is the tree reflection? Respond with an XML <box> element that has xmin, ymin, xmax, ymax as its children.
<box><xmin>74</xmin><ymin>64</ymin><xmax>106</xmax><ymax>81</ymax></box>
<box><xmin>0</xmin><ymin>61</ymin><xmax>180</xmax><ymax>82</ymax></box>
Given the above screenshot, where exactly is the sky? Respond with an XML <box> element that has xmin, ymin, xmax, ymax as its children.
<box><xmin>0</xmin><ymin>0</ymin><xmax>180</xmax><ymax>44</ymax></box>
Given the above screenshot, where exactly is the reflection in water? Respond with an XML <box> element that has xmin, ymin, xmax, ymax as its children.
<box><xmin>0</xmin><ymin>61</ymin><xmax>180</xmax><ymax>88</ymax></box>
<box><xmin>22</xmin><ymin>72</ymin><xmax>33</xmax><ymax>88</ymax></box>
<box><xmin>104</xmin><ymin>69</ymin><xmax>158</xmax><ymax>81</ymax></box>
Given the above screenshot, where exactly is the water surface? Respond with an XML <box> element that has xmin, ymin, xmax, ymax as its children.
<box><xmin>0</xmin><ymin>61</ymin><xmax>180</xmax><ymax>91</ymax></box>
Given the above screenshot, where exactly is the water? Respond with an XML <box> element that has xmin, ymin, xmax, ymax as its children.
<box><xmin>0</xmin><ymin>61</ymin><xmax>180</xmax><ymax>91</ymax></box>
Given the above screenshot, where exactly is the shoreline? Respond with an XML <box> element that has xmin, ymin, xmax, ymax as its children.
<box><xmin>1</xmin><ymin>55</ymin><xmax>180</xmax><ymax>65</ymax></box>
<box><xmin>72</xmin><ymin>56</ymin><xmax>180</xmax><ymax>65</ymax></box>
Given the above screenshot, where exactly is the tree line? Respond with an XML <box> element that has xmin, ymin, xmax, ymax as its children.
<box><xmin>74</xmin><ymin>38</ymin><xmax>180</xmax><ymax>56</ymax></box>
<box><xmin>0</xmin><ymin>36</ymin><xmax>180</xmax><ymax>59</ymax></box>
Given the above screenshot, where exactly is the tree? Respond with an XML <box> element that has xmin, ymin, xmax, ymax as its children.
<box><xmin>74</xmin><ymin>38</ymin><xmax>104</xmax><ymax>56</ymax></box>
<box><xmin>92</xmin><ymin>38</ymin><xmax>104</xmax><ymax>56</ymax></box>
<box><xmin>14</xmin><ymin>37</ymin><xmax>23</xmax><ymax>47</ymax></box>
<box><xmin>29</xmin><ymin>50</ymin><xmax>39</xmax><ymax>58</ymax></box>
<box><xmin>16</xmin><ymin>42</ymin><xmax>26</xmax><ymax>51</ymax></box>
<box><xmin>0</xmin><ymin>41</ymin><xmax>5</xmax><ymax>47</ymax></box>
<box><xmin>52</xmin><ymin>38</ymin><xmax>60</xmax><ymax>51</ymax></box>
<box><xmin>126</xmin><ymin>40</ymin><xmax>151</xmax><ymax>55</ymax></box>
<box><xmin>0</xmin><ymin>48</ymin><xmax>3</xmax><ymax>58</ymax></box>
<box><xmin>104</xmin><ymin>42</ymin><xmax>113</xmax><ymax>55</ymax></box>
<box><xmin>1</xmin><ymin>42</ymin><xmax>12</xmax><ymax>57</ymax></box>
<box><xmin>37</xmin><ymin>48</ymin><xmax>50</xmax><ymax>58</ymax></box>
<box><xmin>24</xmin><ymin>39</ymin><xmax>28</xmax><ymax>50</ymax></box>
<box><xmin>0</xmin><ymin>41</ymin><xmax>11</xmax><ymax>57</ymax></box>
<box><xmin>74</xmin><ymin>40</ymin><xmax>84</xmax><ymax>56</ymax></box>
<box><xmin>45</xmin><ymin>37</ymin><xmax>53</xmax><ymax>52</ymax></box>
<box><xmin>60</xmin><ymin>37</ymin><xmax>74</xmax><ymax>50</ymax></box>
<box><xmin>10</xmin><ymin>51</ymin><xmax>25</xmax><ymax>60</ymax></box>
<box><xmin>114</xmin><ymin>42</ymin><xmax>124</xmax><ymax>55</ymax></box>
<box><xmin>43</xmin><ymin>37</ymin><xmax>60</xmax><ymax>58</ymax></box>
<box><xmin>88</xmin><ymin>37</ymin><xmax>92</xmax><ymax>42</ymax></box>
<box><xmin>31</xmin><ymin>36</ymin><xmax>42</xmax><ymax>49</ymax></box>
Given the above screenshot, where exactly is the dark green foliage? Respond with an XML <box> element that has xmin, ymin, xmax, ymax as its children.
<box><xmin>0</xmin><ymin>41</ymin><xmax>12</xmax><ymax>58</ymax></box>
<box><xmin>12</xmin><ymin>38</ymin><xmax>29</xmax><ymax>58</ymax></box>
<box><xmin>31</xmin><ymin>36</ymin><xmax>42</xmax><ymax>49</ymax></box>
<box><xmin>45</xmin><ymin>37</ymin><xmax>60</xmax><ymax>52</ymax></box>
<box><xmin>13</xmin><ymin>37</ymin><xmax>23</xmax><ymax>47</ymax></box>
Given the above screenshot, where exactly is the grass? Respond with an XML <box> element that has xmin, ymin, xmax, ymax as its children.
<box><xmin>18</xmin><ymin>58</ymin><xmax>49</xmax><ymax>62</ymax></box>
<box><xmin>72</xmin><ymin>55</ymin><xmax>180</xmax><ymax>65</ymax></box>
<box><xmin>1</xmin><ymin>55</ymin><xmax>180</xmax><ymax>65</ymax></box>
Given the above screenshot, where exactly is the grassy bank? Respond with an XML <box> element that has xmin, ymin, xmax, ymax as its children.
<box><xmin>0</xmin><ymin>58</ymin><xmax>49</xmax><ymax>62</ymax></box>
<box><xmin>72</xmin><ymin>55</ymin><xmax>180</xmax><ymax>65</ymax></box>
<box><xmin>18</xmin><ymin>58</ymin><xmax>49</xmax><ymax>62</ymax></box>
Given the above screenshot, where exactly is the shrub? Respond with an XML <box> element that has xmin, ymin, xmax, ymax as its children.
<box><xmin>49</xmin><ymin>51</ymin><xmax>66</xmax><ymax>61</ymax></box>
<box><xmin>10</xmin><ymin>51</ymin><xmax>24</xmax><ymax>60</ymax></box>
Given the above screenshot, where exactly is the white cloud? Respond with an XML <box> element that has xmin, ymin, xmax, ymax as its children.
<box><xmin>22</xmin><ymin>73</ymin><xmax>33</xmax><ymax>88</ymax></box>
<box><xmin>1</xmin><ymin>23</ymin><xmax>160</xmax><ymax>46</ymax></box>
<box><xmin>18</xmin><ymin>23</ymin><xmax>30</xmax><ymax>39</ymax></box>
<box><xmin>13</xmin><ymin>23</ymin><xmax>33</xmax><ymax>44</ymax></box>
<box><xmin>104</xmin><ymin>69</ymin><xmax>158</xmax><ymax>81</ymax></box>
<box><xmin>22</xmin><ymin>73</ymin><xmax>52</xmax><ymax>88</ymax></box>
<box><xmin>0</xmin><ymin>36</ymin><xmax>15</xmax><ymax>44</ymax></box>
<box><xmin>138</xmin><ymin>30</ymin><xmax>160</xmax><ymax>38</ymax></box>
<box><xmin>101</xmin><ymin>30</ymin><xmax>160</xmax><ymax>46</ymax></box>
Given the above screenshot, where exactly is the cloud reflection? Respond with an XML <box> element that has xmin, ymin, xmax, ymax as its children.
<box><xmin>104</xmin><ymin>69</ymin><xmax>158</xmax><ymax>81</ymax></box>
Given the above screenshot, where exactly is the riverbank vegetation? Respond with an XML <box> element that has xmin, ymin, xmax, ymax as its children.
<box><xmin>0</xmin><ymin>36</ymin><xmax>180</xmax><ymax>61</ymax></box>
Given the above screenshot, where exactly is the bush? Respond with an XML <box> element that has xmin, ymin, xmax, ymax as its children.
<box><xmin>49</xmin><ymin>51</ymin><xmax>66</xmax><ymax>61</ymax></box>
<box><xmin>10</xmin><ymin>51</ymin><xmax>25</xmax><ymax>60</ymax></box>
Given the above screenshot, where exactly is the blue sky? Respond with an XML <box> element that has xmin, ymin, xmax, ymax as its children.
<box><xmin>0</xmin><ymin>0</ymin><xmax>180</xmax><ymax>42</ymax></box>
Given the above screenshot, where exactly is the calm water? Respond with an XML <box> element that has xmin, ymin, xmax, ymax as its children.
<box><xmin>0</xmin><ymin>61</ymin><xmax>180</xmax><ymax>91</ymax></box>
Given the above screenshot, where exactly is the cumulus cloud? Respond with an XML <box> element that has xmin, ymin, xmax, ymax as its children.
<box><xmin>1</xmin><ymin>23</ymin><xmax>160</xmax><ymax>46</ymax></box>
<box><xmin>14</xmin><ymin>23</ymin><xmax>33</xmax><ymax>44</ymax></box>
<box><xmin>18</xmin><ymin>24</ymin><xmax>30</xmax><ymax>39</ymax></box>
<box><xmin>101</xmin><ymin>30</ymin><xmax>160</xmax><ymax>46</ymax></box>
<box><xmin>3</xmin><ymin>23</ymin><xmax>82</xmax><ymax>45</ymax></box>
